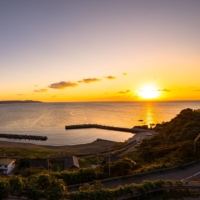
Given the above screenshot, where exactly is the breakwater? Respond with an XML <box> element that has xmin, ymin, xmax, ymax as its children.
<box><xmin>65</xmin><ymin>124</ymin><xmax>138</xmax><ymax>133</ymax></box>
<box><xmin>0</xmin><ymin>133</ymin><xmax>48</xmax><ymax>141</ymax></box>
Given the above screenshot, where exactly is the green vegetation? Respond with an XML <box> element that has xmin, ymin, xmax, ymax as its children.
<box><xmin>116</xmin><ymin>108</ymin><xmax>200</xmax><ymax>175</ymax></box>
<box><xmin>136</xmin><ymin>108</ymin><xmax>200</xmax><ymax>165</ymax></box>
<box><xmin>2</xmin><ymin>176</ymin><xmax>199</xmax><ymax>200</ymax></box>
<box><xmin>0</xmin><ymin>178</ymin><xmax>10</xmax><ymax>199</ymax></box>
<box><xmin>101</xmin><ymin>157</ymin><xmax>139</xmax><ymax>176</ymax></box>
<box><xmin>0</xmin><ymin>174</ymin><xmax>66</xmax><ymax>200</ymax></box>
<box><xmin>0</xmin><ymin>146</ymin><xmax>77</xmax><ymax>158</ymax></box>
<box><xmin>67</xmin><ymin>179</ymin><xmax>183</xmax><ymax>200</ymax></box>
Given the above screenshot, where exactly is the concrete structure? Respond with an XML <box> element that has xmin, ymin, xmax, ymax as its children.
<box><xmin>0</xmin><ymin>159</ymin><xmax>16</xmax><ymax>175</ymax></box>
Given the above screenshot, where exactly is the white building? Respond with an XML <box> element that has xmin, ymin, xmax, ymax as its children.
<box><xmin>0</xmin><ymin>159</ymin><xmax>16</xmax><ymax>175</ymax></box>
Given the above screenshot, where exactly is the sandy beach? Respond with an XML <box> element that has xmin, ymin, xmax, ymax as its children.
<box><xmin>126</xmin><ymin>130</ymin><xmax>155</xmax><ymax>143</ymax></box>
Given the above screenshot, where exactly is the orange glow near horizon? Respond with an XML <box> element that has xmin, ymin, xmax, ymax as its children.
<box><xmin>136</xmin><ymin>84</ymin><xmax>161</xmax><ymax>100</ymax></box>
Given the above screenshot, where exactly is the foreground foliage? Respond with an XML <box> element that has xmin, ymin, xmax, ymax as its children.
<box><xmin>0</xmin><ymin>176</ymin><xmax>193</xmax><ymax>200</ymax></box>
<box><xmin>0</xmin><ymin>174</ymin><xmax>66</xmax><ymax>200</ymax></box>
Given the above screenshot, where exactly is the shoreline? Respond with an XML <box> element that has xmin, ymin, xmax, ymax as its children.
<box><xmin>0</xmin><ymin>130</ymin><xmax>154</xmax><ymax>154</ymax></box>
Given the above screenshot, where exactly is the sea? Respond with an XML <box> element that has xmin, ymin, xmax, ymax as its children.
<box><xmin>0</xmin><ymin>101</ymin><xmax>199</xmax><ymax>146</ymax></box>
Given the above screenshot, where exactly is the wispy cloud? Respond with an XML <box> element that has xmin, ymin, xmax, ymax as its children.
<box><xmin>158</xmin><ymin>89</ymin><xmax>171</xmax><ymax>92</ymax></box>
<box><xmin>47</xmin><ymin>73</ymin><xmax>119</xmax><ymax>90</ymax></box>
<box><xmin>193</xmin><ymin>89</ymin><xmax>200</xmax><ymax>91</ymax></box>
<box><xmin>78</xmin><ymin>78</ymin><xmax>101</xmax><ymax>83</ymax></box>
<box><xmin>105</xmin><ymin>76</ymin><xmax>116</xmax><ymax>80</ymax></box>
<box><xmin>122</xmin><ymin>72</ymin><xmax>127</xmax><ymax>76</ymax></box>
<box><xmin>117</xmin><ymin>90</ymin><xmax>130</xmax><ymax>94</ymax></box>
<box><xmin>34</xmin><ymin>88</ymin><xmax>47</xmax><ymax>92</ymax></box>
<box><xmin>49</xmin><ymin>81</ymin><xmax>78</xmax><ymax>89</ymax></box>
<box><xmin>17</xmin><ymin>94</ymin><xmax>26</xmax><ymax>96</ymax></box>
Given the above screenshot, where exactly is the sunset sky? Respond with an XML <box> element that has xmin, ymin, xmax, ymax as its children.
<box><xmin>1</xmin><ymin>0</ymin><xmax>200</xmax><ymax>102</ymax></box>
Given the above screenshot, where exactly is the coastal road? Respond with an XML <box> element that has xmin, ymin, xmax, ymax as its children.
<box><xmin>102</xmin><ymin>162</ymin><xmax>200</xmax><ymax>188</ymax></box>
<box><xmin>66</xmin><ymin>162</ymin><xmax>200</xmax><ymax>192</ymax></box>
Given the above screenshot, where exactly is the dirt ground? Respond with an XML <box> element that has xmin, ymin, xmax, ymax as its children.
<box><xmin>0</xmin><ymin>139</ymin><xmax>116</xmax><ymax>155</ymax></box>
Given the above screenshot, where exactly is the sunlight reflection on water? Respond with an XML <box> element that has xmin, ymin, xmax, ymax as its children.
<box><xmin>0</xmin><ymin>101</ymin><xmax>199</xmax><ymax>145</ymax></box>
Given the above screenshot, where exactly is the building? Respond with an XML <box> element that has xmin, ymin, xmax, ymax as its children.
<box><xmin>0</xmin><ymin>159</ymin><xmax>16</xmax><ymax>175</ymax></box>
<box><xmin>30</xmin><ymin>159</ymin><xmax>49</xmax><ymax>170</ymax></box>
<box><xmin>64</xmin><ymin>156</ymin><xmax>79</xmax><ymax>169</ymax></box>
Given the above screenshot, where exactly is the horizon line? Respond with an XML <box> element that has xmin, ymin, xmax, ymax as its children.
<box><xmin>1</xmin><ymin>99</ymin><xmax>200</xmax><ymax>103</ymax></box>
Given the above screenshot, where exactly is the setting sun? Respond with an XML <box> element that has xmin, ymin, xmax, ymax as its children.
<box><xmin>136</xmin><ymin>84</ymin><xmax>160</xmax><ymax>99</ymax></box>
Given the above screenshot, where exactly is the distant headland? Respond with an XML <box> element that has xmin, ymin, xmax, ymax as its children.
<box><xmin>0</xmin><ymin>100</ymin><xmax>43</xmax><ymax>104</ymax></box>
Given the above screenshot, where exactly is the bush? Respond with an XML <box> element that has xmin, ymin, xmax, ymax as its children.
<box><xmin>0</xmin><ymin>178</ymin><xmax>10</xmax><ymax>199</ymax></box>
<box><xmin>9</xmin><ymin>176</ymin><xmax>24</xmax><ymax>197</ymax></box>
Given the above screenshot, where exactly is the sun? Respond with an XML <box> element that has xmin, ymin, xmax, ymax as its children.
<box><xmin>136</xmin><ymin>84</ymin><xmax>160</xmax><ymax>99</ymax></box>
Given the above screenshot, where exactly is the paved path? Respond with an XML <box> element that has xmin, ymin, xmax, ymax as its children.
<box><xmin>102</xmin><ymin>162</ymin><xmax>200</xmax><ymax>188</ymax></box>
<box><xmin>67</xmin><ymin>161</ymin><xmax>200</xmax><ymax>191</ymax></box>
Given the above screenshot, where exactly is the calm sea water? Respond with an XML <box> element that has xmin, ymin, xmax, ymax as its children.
<box><xmin>0</xmin><ymin>101</ymin><xmax>199</xmax><ymax>146</ymax></box>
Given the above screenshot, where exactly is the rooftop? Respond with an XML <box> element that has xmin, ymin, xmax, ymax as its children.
<box><xmin>64</xmin><ymin>156</ymin><xmax>79</xmax><ymax>169</ymax></box>
<box><xmin>0</xmin><ymin>159</ymin><xmax>16</xmax><ymax>165</ymax></box>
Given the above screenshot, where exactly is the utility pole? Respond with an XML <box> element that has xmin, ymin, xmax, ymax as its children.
<box><xmin>194</xmin><ymin>140</ymin><xmax>196</xmax><ymax>152</ymax></box>
<box><xmin>164</xmin><ymin>132</ymin><xmax>167</xmax><ymax>147</ymax></box>
<box><xmin>97</xmin><ymin>153</ymin><xmax>99</xmax><ymax>165</ymax></box>
<box><xmin>194</xmin><ymin>133</ymin><xmax>200</xmax><ymax>152</ymax></box>
<box><xmin>109</xmin><ymin>152</ymin><xmax>111</xmax><ymax>176</ymax></box>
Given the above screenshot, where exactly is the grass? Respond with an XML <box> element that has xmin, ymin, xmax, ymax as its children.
<box><xmin>0</xmin><ymin>147</ymin><xmax>51</xmax><ymax>158</ymax></box>
<box><xmin>0</xmin><ymin>145</ymin><xmax>85</xmax><ymax>158</ymax></box>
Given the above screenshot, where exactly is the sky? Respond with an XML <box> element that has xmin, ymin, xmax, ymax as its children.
<box><xmin>0</xmin><ymin>0</ymin><xmax>200</xmax><ymax>102</ymax></box>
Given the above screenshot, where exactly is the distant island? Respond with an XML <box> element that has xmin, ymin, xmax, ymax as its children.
<box><xmin>0</xmin><ymin>100</ymin><xmax>43</xmax><ymax>104</ymax></box>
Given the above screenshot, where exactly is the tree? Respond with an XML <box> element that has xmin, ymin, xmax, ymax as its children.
<box><xmin>25</xmin><ymin>173</ymin><xmax>67</xmax><ymax>200</ymax></box>
<box><xmin>47</xmin><ymin>178</ymin><xmax>66</xmax><ymax>200</ymax></box>
<box><xmin>9</xmin><ymin>176</ymin><xmax>24</xmax><ymax>197</ymax></box>
<box><xmin>0</xmin><ymin>178</ymin><xmax>10</xmax><ymax>199</ymax></box>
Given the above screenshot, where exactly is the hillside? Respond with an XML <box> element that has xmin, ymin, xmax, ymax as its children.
<box><xmin>136</xmin><ymin>108</ymin><xmax>200</xmax><ymax>164</ymax></box>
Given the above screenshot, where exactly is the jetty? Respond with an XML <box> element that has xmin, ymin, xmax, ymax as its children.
<box><xmin>0</xmin><ymin>100</ymin><xmax>43</xmax><ymax>104</ymax></box>
<box><xmin>0</xmin><ymin>133</ymin><xmax>48</xmax><ymax>141</ymax></box>
<box><xmin>65</xmin><ymin>124</ymin><xmax>139</xmax><ymax>133</ymax></box>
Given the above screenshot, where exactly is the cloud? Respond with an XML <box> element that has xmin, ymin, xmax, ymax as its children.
<box><xmin>193</xmin><ymin>89</ymin><xmax>200</xmax><ymax>91</ymax></box>
<box><xmin>105</xmin><ymin>76</ymin><xmax>116</xmax><ymax>80</ymax></box>
<box><xmin>122</xmin><ymin>73</ymin><xmax>127</xmax><ymax>76</ymax></box>
<box><xmin>117</xmin><ymin>90</ymin><xmax>130</xmax><ymax>94</ymax></box>
<box><xmin>78</xmin><ymin>78</ymin><xmax>101</xmax><ymax>83</ymax></box>
<box><xmin>17</xmin><ymin>94</ymin><xmax>26</xmax><ymax>96</ymax></box>
<box><xmin>34</xmin><ymin>88</ymin><xmax>47</xmax><ymax>92</ymax></box>
<box><xmin>158</xmin><ymin>89</ymin><xmax>171</xmax><ymax>92</ymax></box>
<box><xmin>49</xmin><ymin>81</ymin><xmax>78</xmax><ymax>89</ymax></box>
<box><xmin>46</xmin><ymin>74</ymin><xmax>115</xmax><ymax>91</ymax></box>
